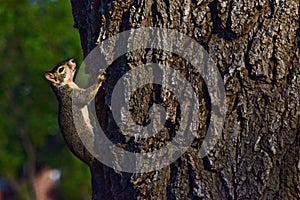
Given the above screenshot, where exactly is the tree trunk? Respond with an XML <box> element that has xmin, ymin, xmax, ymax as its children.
<box><xmin>70</xmin><ymin>0</ymin><xmax>300</xmax><ymax>199</ymax></box>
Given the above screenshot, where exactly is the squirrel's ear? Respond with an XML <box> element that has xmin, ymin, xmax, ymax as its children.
<box><xmin>45</xmin><ymin>72</ymin><xmax>59</xmax><ymax>84</ymax></box>
<box><xmin>68</xmin><ymin>58</ymin><xmax>75</xmax><ymax>65</ymax></box>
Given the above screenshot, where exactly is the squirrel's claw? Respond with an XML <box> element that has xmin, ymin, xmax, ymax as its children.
<box><xmin>98</xmin><ymin>72</ymin><xmax>106</xmax><ymax>81</ymax></box>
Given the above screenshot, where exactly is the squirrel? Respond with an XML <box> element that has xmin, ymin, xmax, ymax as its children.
<box><xmin>44</xmin><ymin>58</ymin><xmax>106</xmax><ymax>165</ymax></box>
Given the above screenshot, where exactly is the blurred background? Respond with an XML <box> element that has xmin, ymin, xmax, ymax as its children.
<box><xmin>0</xmin><ymin>0</ymin><xmax>92</xmax><ymax>199</ymax></box>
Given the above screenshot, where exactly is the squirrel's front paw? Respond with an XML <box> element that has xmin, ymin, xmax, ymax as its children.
<box><xmin>98</xmin><ymin>71</ymin><xmax>107</xmax><ymax>82</ymax></box>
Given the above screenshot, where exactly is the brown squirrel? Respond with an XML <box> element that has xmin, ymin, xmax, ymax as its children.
<box><xmin>45</xmin><ymin>58</ymin><xmax>105</xmax><ymax>164</ymax></box>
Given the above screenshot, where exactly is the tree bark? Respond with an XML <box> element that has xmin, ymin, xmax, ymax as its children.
<box><xmin>70</xmin><ymin>0</ymin><xmax>300</xmax><ymax>199</ymax></box>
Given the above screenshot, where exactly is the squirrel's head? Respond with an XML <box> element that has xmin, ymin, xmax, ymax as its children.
<box><xmin>45</xmin><ymin>58</ymin><xmax>76</xmax><ymax>87</ymax></box>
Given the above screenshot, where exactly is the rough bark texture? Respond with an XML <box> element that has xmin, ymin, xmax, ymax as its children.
<box><xmin>70</xmin><ymin>0</ymin><xmax>300</xmax><ymax>199</ymax></box>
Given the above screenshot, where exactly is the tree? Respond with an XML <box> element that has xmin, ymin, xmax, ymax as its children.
<box><xmin>70</xmin><ymin>0</ymin><xmax>299</xmax><ymax>199</ymax></box>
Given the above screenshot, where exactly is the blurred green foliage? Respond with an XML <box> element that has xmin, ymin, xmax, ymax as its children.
<box><xmin>0</xmin><ymin>0</ymin><xmax>91</xmax><ymax>199</ymax></box>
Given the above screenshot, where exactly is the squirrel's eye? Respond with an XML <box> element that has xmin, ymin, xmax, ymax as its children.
<box><xmin>58</xmin><ymin>67</ymin><xmax>64</xmax><ymax>73</ymax></box>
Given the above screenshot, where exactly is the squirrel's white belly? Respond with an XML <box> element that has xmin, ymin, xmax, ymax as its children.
<box><xmin>81</xmin><ymin>106</ymin><xmax>93</xmax><ymax>131</ymax></box>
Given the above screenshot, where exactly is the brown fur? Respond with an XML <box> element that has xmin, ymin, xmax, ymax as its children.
<box><xmin>45</xmin><ymin>58</ymin><xmax>106</xmax><ymax>164</ymax></box>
